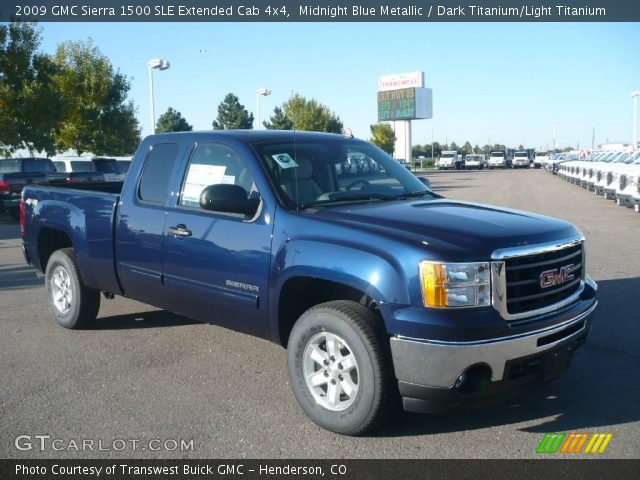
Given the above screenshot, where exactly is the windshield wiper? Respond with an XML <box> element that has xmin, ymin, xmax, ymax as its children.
<box><xmin>301</xmin><ymin>190</ymin><xmax>435</xmax><ymax>209</ymax></box>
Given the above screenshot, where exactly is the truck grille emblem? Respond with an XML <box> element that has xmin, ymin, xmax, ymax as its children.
<box><xmin>539</xmin><ymin>264</ymin><xmax>575</xmax><ymax>289</ymax></box>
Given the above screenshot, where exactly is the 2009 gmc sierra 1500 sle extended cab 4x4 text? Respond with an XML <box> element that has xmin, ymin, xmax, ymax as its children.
<box><xmin>21</xmin><ymin>131</ymin><xmax>597</xmax><ymax>435</ymax></box>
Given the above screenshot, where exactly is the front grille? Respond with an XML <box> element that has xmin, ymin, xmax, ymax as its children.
<box><xmin>620</xmin><ymin>175</ymin><xmax>627</xmax><ymax>190</ymax></box>
<box><xmin>597</xmin><ymin>171</ymin><xmax>602</xmax><ymax>182</ymax></box>
<box><xmin>606</xmin><ymin>172</ymin><xmax>613</xmax><ymax>185</ymax></box>
<box><xmin>504</xmin><ymin>243</ymin><xmax>583</xmax><ymax>315</ymax></box>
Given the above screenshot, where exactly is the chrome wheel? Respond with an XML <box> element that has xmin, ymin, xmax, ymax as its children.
<box><xmin>51</xmin><ymin>266</ymin><xmax>72</xmax><ymax>314</ymax></box>
<box><xmin>303</xmin><ymin>332</ymin><xmax>359</xmax><ymax>411</ymax></box>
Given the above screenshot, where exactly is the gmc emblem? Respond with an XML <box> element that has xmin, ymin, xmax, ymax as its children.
<box><xmin>539</xmin><ymin>264</ymin><xmax>576</xmax><ymax>289</ymax></box>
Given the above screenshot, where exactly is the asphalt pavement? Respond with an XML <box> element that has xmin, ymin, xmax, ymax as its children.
<box><xmin>1</xmin><ymin>169</ymin><xmax>638</xmax><ymax>459</ymax></box>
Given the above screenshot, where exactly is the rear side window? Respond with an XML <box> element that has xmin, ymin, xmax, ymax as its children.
<box><xmin>139</xmin><ymin>143</ymin><xmax>179</xmax><ymax>204</ymax></box>
<box><xmin>24</xmin><ymin>159</ymin><xmax>55</xmax><ymax>173</ymax></box>
<box><xmin>0</xmin><ymin>160</ymin><xmax>21</xmax><ymax>173</ymax></box>
<box><xmin>70</xmin><ymin>161</ymin><xmax>95</xmax><ymax>172</ymax></box>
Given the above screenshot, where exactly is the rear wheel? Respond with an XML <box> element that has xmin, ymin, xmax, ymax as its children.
<box><xmin>287</xmin><ymin>301</ymin><xmax>394</xmax><ymax>435</ymax></box>
<box><xmin>45</xmin><ymin>248</ymin><xmax>100</xmax><ymax>329</ymax></box>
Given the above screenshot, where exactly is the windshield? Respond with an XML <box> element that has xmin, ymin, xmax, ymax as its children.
<box><xmin>466</xmin><ymin>155</ymin><xmax>482</xmax><ymax>161</ymax></box>
<box><xmin>441</xmin><ymin>153</ymin><xmax>456</xmax><ymax>158</ymax></box>
<box><xmin>490</xmin><ymin>152</ymin><xmax>504</xmax><ymax>158</ymax></box>
<box><xmin>92</xmin><ymin>158</ymin><xmax>119</xmax><ymax>173</ymax></box>
<box><xmin>253</xmin><ymin>139</ymin><xmax>433</xmax><ymax>209</ymax></box>
<box><xmin>70</xmin><ymin>161</ymin><xmax>95</xmax><ymax>172</ymax></box>
<box><xmin>514</xmin><ymin>152</ymin><xmax>528</xmax><ymax>157</ymax></box>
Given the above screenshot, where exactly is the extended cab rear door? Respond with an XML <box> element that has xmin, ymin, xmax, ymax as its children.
<box><xmin>162</xmin><ymin>141</ymin><xmax>274</xmax><ymax>337</ymax></box>
<box><xmin>115</xmin><ymin>142</ymin><xmax>183</xmax><ymax>309</ymax></box>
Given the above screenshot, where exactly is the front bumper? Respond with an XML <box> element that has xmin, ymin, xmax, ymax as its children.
<box><xmin>389</xmin><ymin>277</ymin><xmax>597</xmax><ymax>413</ymax></box>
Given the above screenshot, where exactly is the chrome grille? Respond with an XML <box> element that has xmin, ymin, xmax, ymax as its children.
<box><xmin>620</xmin><ymin>175</ymin><xmax>627</xmax><ymax>191</ymax></box>
<box><xmin>504</xmin><ymin>243</ymin><xmax>583</xmax><ymax>315</ymax></box>
<box><xmin>491</xmin><ymin>237</ymin><xmax>585</xmax><ymax>321</ymax></box>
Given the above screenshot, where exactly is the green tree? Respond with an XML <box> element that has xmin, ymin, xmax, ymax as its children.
<box><xmin>369</xmin><ymin>123</ymin><xmax>395</xmax><ymax>154</ymax></box>
<box><xmin>263</xmin><ymin>106</ymin><xmax>293</xmax><ymax>130</ymax></box>
<box><xmin>212</xmin><ymin>93</ymin><xmax>254</xmax><ymax>130</ymax></box>
<box><xmin>282</xmin><ymin>93</ymin><xmax>343</xmax><ymax>133</ymax></box>
<box><xmin>461</xmin><ymin>141</ymin><xmax>473</xmax><ymax>155</ymax></box>
<box><xmin>0</xmin><ymin>22</ymin><xmax>59</xmax><ymax>156</ymax></box>
<box><xmin>53</xmin><ymin>39</ymin><xmax>140</xmax><ymax>155</ymax></box>
<box><xmin>449</xmin><ymin>141</ymin><xmax>459</xmax><ymax>152</ymax></box>
<box><xmin>156</xmin><ymin>107</ymin><xmax>193</xmax><ymax>133</ymax></box>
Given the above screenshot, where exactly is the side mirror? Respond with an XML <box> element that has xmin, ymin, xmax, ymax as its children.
<box><xmin>418</xmin><ymin>176</ymin><xmax>431</xmax><ymax>189</ymax></box>
<box><xmin>199</xmin><ymin>184</ymin><xmax>259</xmax><ymax>216</ymax></box>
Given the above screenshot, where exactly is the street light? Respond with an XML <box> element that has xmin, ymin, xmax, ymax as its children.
<box><xmin>147</xmin><ymin>58</ymin><xmax>170</xmax><ymax>135</ymax></box>
<box><xmin>552</xmin><ymin>120</ymin><xmax>557</xmax><ymax>152</ymax></box>
<box><xmin>256</xmin><ymin>87</ymin><xmax>271</xmax><ymax>130</ymax></box>
<box><xmin>632</xmin><ymin>91</ymin><xmax>640</xmax><ymax>150</ymax></box>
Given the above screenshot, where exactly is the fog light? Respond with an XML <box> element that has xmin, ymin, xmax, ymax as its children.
<box><xmin>454</xmin><ymin>364</ymin><xmax>492</xmax><ymax>393</ymax></box>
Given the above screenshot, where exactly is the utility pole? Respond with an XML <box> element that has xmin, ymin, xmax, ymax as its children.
<box><xmin>592</xmin><ymin>127</ymin><xmax>595</xmax><ymax>152</ymax></box>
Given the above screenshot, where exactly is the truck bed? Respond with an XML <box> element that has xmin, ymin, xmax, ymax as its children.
<box><xmin>22</xmin><ymin>184</ymin><xmax>123</xmax><ymax>295</ymax></box>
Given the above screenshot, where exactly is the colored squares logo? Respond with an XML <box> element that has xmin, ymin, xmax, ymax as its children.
<box><xmin>537</xmin><ymin>433</ymin><xmax>613</xmax><ymax>454</ymax></box>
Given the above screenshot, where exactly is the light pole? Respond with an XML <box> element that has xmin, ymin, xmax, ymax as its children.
<box><xmin>552</xmin><ymin>120</ymin><xmax>557</xmax><ymax>152</ymax></box>
<box><xmin>147</xmin><ymin>59</ymin><xmax>170</xmax><ymax>134</ymax></box>
<box><xmin>632</xmin><ymin>91</ymin><xmax>640</xmax><ymax>150</ymax></box>
<box><xmin>256</xmin><ymin>88</ymin><xmax>271</xmax><ymax>130</ymax></box>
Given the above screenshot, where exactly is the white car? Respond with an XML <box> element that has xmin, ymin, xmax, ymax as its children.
<box><xmin>512</xmin><ymin>151</ymin><xmax>530</xmax><ymax>168</ymax></box>
<box><xmin>487</xmin><ymin>151</ymin><xmax>506</xmax><ymax>168</ymax></box>
<box><xmin>533</xmin><ymin>152</ymin><xmax>549</xmax><ymax>169</ymax></box>
<box><xmin>437</xmin><ymin>151</ymin><xmax>458</xmax><ymax>170</ymax></box>
<box><xmin>604</xmin><ymin>151</ymin><xmax>640</xmax><ymax>201</ymax></box>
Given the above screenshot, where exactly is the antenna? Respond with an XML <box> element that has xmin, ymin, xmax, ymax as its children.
<box><xmin>293</xmin><ymin>129</ymin><xmax>299</xmax><ymax>212</ymax></box>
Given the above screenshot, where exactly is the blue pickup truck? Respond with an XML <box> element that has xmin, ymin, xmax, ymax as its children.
<box><xmin>21</xmin><ymin>131</ymin><xmax>597</xmax><ymax>435</ymax></box>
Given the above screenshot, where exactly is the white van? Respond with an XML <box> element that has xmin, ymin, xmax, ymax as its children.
<box><xmin>488</xmin><ymin>151</ymin><xmax>506</xmax><ymax>169</ymax></box>
<box><xmin>437</xmin><ymin>151</ymin><xmax>458</xmax><ymax>170</ymax></box>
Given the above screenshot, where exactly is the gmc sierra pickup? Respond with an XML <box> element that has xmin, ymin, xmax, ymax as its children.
<box><xmin>21</xmin><ymin>131</ymin><xmax>597</xmax><ymax>435</ymax></box>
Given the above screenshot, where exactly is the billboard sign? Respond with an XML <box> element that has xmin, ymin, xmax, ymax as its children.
<box><xmin>378</xmin><ymin>72</ymin><xmax>424</xmax><ymax>92</ymax></box>
<box><xmin>377</xmin><ymin>87</ymin><xmax>432</xmax><ymax>121</ymax></box>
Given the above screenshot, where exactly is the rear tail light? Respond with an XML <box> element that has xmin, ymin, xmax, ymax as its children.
<box><xmin>66</xmin><ymin>176</ymin><xmax>73</xmax><ymax>183</ymax></box>
<box><xmin>19</xmin><ymin>196</ymin><xmax>26</xmax><ymax>236</ymax></box>
<box><xmin>0</xmin><ymin>180</ymin><xmax>10</xmax><ymax>194</ymax></box>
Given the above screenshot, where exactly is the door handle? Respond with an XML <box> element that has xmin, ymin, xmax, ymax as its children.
<box><xmin>168</xmin><ymin>224</ymin><xmax>192</xmax><ymax>237</ymax></box>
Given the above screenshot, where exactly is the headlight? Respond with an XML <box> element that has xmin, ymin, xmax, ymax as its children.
<box><xmin>419</xmin><ymin>261</ymin><xmax>490</xmax><ymax>308</ymax></box>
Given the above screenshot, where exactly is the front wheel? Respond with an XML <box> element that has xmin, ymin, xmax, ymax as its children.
<box><xmin>287</xmin><ymin>301</ymin><xmax>394</xmax><ymax>435</ymax></box>
<box><xmin>45</xmin><ymin>248</ymin><xmax>100</xmax><ymax>329</ymax></box>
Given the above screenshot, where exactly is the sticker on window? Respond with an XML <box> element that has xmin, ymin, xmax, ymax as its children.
<box><xmin>182</xmin><ymin>164</ymin><xmax>226</xmax><ymax>204</ymax></box>
<box><xmin>272</xmin><ymin>153</ymin><xmax>298</xmax><ymax>169</ymax></box>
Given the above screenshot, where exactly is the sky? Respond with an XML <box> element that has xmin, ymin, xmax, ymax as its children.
<box><xmin>38</xmin><ymin>22</ymin><xmax>640</xmax><ymax>150</ymax></box>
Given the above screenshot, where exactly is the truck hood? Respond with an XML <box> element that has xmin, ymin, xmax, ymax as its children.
<box><xmin>312</xmin><ymin>199</ymin><xmax>579</xmax><ymax>261</ymax></box>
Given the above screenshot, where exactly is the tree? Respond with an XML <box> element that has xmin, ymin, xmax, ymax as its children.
<box><xmin>263</xmin><ymin>106</ymin><xmax>293</xmax><ymax>130</ymax></box>
<box><xmin>53</xmin><ymin>39</ymin><xmax>140</xmax><ymax>155</ymax></box>
<box><xmin>282</xmin><ymin>93</ymin><xmax>343</xmax><ymax>133</ymax></box>
<box><xmin>370</xmin><ymin>123</ymin><xmax>395</xmax><ymax>155</ymax></box>
<box><xmin>156</xmin><ymin>107</ymin><xmax>193</xmax><ymax>133</ymax></box>
<box><xmin>212</xmin><ymin>93</ymin><xmax>254</xmax><ymax>130</ymax></box>
<box><xmin>0</xmin><ymin>22</ymin><xmax>59</xmax><ymax>156</ymax></box>
<box><xmin>461</xmin><ymin>141</ymin><xmax>473</xmax><ymax>155</ymax></box>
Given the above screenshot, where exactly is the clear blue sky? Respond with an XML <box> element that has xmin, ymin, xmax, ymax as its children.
<box><xmin>39</xmin><ymin>22</ymin><xmax>640</xmax><ymax>150</ymax></box>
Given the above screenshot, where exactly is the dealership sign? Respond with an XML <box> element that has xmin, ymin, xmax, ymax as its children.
<box><xmin>378</xmin><ymin>71</ymin><xmax>424</xmax><ymax>91</ymax></box>
<box><xmin>377</xmin><ymin>87</ymin><xmax>433</xmax><ymax>121</ymax></box>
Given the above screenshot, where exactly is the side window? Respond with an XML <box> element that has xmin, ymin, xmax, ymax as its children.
<box><xmin>179</xmin><ymin>143</ymin><xmax>255</xmax><ymax>208</ymax></box>
<box><xmin>139</xmin><ymin>143</ymin><xmax>179</xmax><ymax>204</ymax></box>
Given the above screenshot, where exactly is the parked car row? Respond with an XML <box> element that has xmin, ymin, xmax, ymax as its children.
<box><xmin>435</xmin><ymin>150</ymin><xmax>543</xmax><ymax>170</ymax></box>
<box><xmin>0</xmin><ymin>156</ymin><xmax>130</xmax><ymax>218</ymax></box>
<box><xmin>550</xmin><ymin>150</ymin><xmax>640</xmax><ymax>213</ymax></box>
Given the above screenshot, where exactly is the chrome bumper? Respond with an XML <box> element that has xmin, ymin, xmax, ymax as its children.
<box><xmin>390</xmin><ymin>297</ymin><xmax>597</xmax><ymax>389</ymax></box>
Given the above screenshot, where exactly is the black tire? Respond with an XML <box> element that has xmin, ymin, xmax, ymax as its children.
<box><xmin>45</xmin><ymin>248</ymin><xmax>100</xmax><ymax>329</ymax></box>
<box><xmin>287</xmin><ymin>300</ymin><xmax>394</xmax><ymax>435</ymax></box>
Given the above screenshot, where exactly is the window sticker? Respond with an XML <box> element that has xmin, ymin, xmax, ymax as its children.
<box><xmin>272</xmin><ymin>153</ymin><xmax>298</xmax><ymax>169</ymax></box>
<box><xmin>182</xmin><ymin>164</ymin><xmax>226</xmax><ymax>203</ymax></box>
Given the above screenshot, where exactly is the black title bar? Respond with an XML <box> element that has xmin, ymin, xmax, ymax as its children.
<box><xmin>1</xmin><ymin>0</ymin><xmax>639</xmax><ymax>22</ymax></box>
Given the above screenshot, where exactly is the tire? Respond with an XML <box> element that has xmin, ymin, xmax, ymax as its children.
<box><xmin>287</xmin><ymin>300</ymin><xmax>394</xmax><ymax>435</ymax></box>
<box><xmin>45</xmin><ymin>248</ymin><xmax>100</xmax><ymax>329</ymax></box>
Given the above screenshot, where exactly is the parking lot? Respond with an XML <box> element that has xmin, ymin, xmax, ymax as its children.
<box><xmin>1</xmin><ymin>168</ymin><xmax>638</xmax><ymax>459</ymax></box>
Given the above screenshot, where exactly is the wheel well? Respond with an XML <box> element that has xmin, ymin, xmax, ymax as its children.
<box><xmin>277</xmin><ymin>277</ymin><xmax>382</xmax><ymax>346</ymax></box>
<box><xmin>37</xmin><ymin>228</ymin><xmax>72</xmax><ymax>272</ymax></box>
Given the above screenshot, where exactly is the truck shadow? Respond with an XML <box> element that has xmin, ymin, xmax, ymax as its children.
<box><xmin>0</xmin><ymin>264</ymin><xmax>43</xmax><ymax>290</ymax></box>
<box><xmin>376</xmin><ymin>277</ymin><xmax>640</xmax><ymax>437</ymax></box>
<box><xmin>90</xmin><ymin>310</ymin><xmax>200</xmax><ymax>330</ymax></box>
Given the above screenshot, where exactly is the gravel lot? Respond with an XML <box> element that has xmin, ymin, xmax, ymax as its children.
<box><xmin>1</xmin><ymin>169</ymin><xmax>638</xmax><ymax>459</ymax></box>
